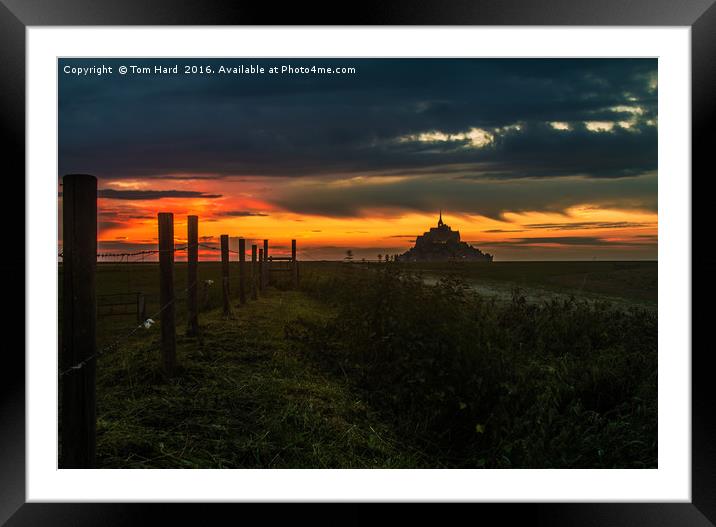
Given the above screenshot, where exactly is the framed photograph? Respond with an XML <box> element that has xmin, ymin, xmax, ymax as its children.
<box><xmin>6</xmin><ymin>0</ymin><xmax>713</xmax><ymax>524</ymax></box>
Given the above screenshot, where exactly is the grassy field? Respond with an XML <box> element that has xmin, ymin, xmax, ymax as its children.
<box><xmin>59</xmin><ymin>261</ymin><xmax>657</xmax><ymax>468</ymax></box>
<box><xmin>395</xmin><ymin>261</ymin><xmax>657</xmax><ymax>307</ymax></box>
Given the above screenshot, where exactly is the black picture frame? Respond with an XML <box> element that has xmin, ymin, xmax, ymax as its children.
<box><xmin>4</xmin><ymin>1</ymin><xmax>713</xmax><ymax>524</ymax></box>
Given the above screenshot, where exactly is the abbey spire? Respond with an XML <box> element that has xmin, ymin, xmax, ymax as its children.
<box><xmin>396</xmin><ymin>212</ymin><xmax>493</xmax><ymax>262</ymax></box>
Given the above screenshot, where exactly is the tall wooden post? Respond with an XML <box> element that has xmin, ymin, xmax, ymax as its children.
<box><xmin>258</xmin><ymin>248</ymin><xmax>264</xmax><ymax>292</ymax></box>
<box><xmin>60</xmin><ymin>173</ymin><xmax>97</xmax><ymax>468</ymax></box>
<box><xmin>238</xmin><ymin>238</ymin><xmax>247</xmax><ymax>305</ymax></box>
<box><xmin>291</xmin><ymin>239</ymin><xmax>299</xmax><ymax>288</ymax></box>
<box><xmin>186</xmin><ymin>215</ymin><xmax>199</xmax><ymax>336</ymax></box>
<box><xmin>251</xmin><ymin>244</ymin><xmax>258</xmax><ymax>300</ymax></box>
<box><xmin>221</xmin><ymin>234</ymin><xmax>230</xmax><ymax>316</ymax></box>
<box><xmin>263</xmin><ymin>239</ymin><xmax>269</xmax><ymax>287</ymax></box>
<box><xmin>158</xmin><ymin>212</ymin><xmax>176</xmax><ymax>376</ymax></box>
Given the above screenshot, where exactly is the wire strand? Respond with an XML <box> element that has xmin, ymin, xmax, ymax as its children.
<box><xmin>59</xmin><ymin>245</ymin><xmax>189</xmax><ymax>259</ymax></box>
<box><xmin>59</xmin><ymin>278</ymin><xmax>199</xmax><ymax>378</ymax></box>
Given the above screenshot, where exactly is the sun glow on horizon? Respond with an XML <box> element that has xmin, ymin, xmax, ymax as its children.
<box><xmin>61</xmin><ymin>177</ymin><xmax>657</xmax><ymax>261</ymax></box>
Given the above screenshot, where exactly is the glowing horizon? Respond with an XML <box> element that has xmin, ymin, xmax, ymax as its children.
<box><xmin>58</xmin><ymin>176</ymin><xmax>657</xmax><ymax>261</ymax></box>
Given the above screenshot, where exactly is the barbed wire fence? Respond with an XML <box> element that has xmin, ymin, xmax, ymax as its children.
<box><xmin>58</xmin><ymin>238</ymin><xmax>297</xmax><ymax>376</ymax></box>
<box><xmin>59</xmin><ymin>244</ymin><xmax>202</xmax><ymax>377</ymax></box>
<box><xmin>58</xmin><ymin>175</ymin><xmax>300</xmax><ymax>468</ymax></box>
<box><xmin>59</xmin><ymin>245</ymin><xmax>188</xmax><ymax>260</ymax></box>
<box><xmin>58</xmin><ymin>243</ymin><xmax>267</xmax><ymax>260</ymax></box>
<box><xmin>59</xmin><ymin>276</ymin><xmax>198</xmax><ymax>378</ymax></box>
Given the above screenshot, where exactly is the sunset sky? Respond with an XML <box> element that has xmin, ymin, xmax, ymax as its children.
<box><xmin>58</xmin><ymin>58</ymin><xmax>657</xmax><ymax>261</ymax></box>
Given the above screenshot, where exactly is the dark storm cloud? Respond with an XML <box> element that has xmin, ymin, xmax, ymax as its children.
<box><xmin>98</xmin><ymin>189</ymin><xmax>223</xmax><ymax>200</ymax></box>
<box><xmin>471</xmin><ymin>236</ymin><xmax>656</xmax><ymax>247</ymax></box>
<box><xmin>450</xmin><ymin>122</ymin><xmax>656</xmax><ymax>180</ymax></box>
<box><xmin>514</xmin><ymin>237</ymin><xmax>627</xmax><ymax>246</ymax></box>
<box><xmin>271</xmin><ymin>172</ymin><xmax>657</xmax><ymax>220</ymax></box>
<box><xmin>59</xmin><ymin>58</ymin><xmax>657</xmax><ymax>217</ymax></box>
<box><xmin>99</xmin><ymin>240</ymin><xmax>152</xmax><ymax>247</ymax></box>
<box><xmin>99</xmin><ymin>221</ymin><xmax>126</xmax><ymax>231</ymax></box>
<box><xmin>525</xmin><ymin>221</ymin><xmax>652</xmax><ymax>230</ymax></box>
<box><xmin>214</xmin><ymin>210</ymin><xmax>269</xmax><ymax>217</ymax></box>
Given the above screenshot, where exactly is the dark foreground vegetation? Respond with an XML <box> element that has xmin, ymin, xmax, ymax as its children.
<box><xmin>293</xmin><ymin>264</ymin><xmax>657</xmax><ymax>468</ymax></box>
<box><xmin>61</xmin><ymin>261</ymin><xmax>657</xmax><ymax>468</ymax></box>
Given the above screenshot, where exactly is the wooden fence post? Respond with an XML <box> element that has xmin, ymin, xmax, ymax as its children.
<box><xmin>221</xmin><ymin>234</ymin><xmax>231</xmax><ymax>316</ymax></box>
<box><xmin>263</xmin><ymin>239</ymin><xmax>269</xmax><ymax>287</ymax></box>
<box><xmin>238</xmin><ymin>237</ymin><xmax>246</xmax><ymax>305</ymax></box>
<box><xmin>187</xmin><ymin>215</ymin><xmax>199</xmax><ymax>336</ymax></box>
<box><xmin>258</xmin><ymin>248</ymin><xmax>264</xmax><ymax>292</ymax></box>
<box><xmin>158</xmin><ymin>212</ymin><xmax>176</xmax><ymax>376</ymax></box>
<box><xmin>251</xmin><ymin>244</ymin><xmax>258</xmax><ymax>300</ymax></box>
<box><xmin>291</xmin><ymin>239</ymin><xmax>299</xmax><ymax>288</ymax></box>
<box><xmin>60</xmin><ymin>173</ymin><xmax>97</xmax><ymax>468</ymax></box>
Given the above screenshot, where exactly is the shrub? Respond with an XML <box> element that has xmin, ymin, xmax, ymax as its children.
<box><xmin>287</xmin><ymin>264</ymin><xmax>657</xmax><ymax>468</ymax></box>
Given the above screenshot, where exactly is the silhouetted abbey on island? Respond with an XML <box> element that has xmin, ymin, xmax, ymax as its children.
<box><xmin>396</xmin><ymin>212</ymin><xmax>493</xmax><ymax>262</ymax></box>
